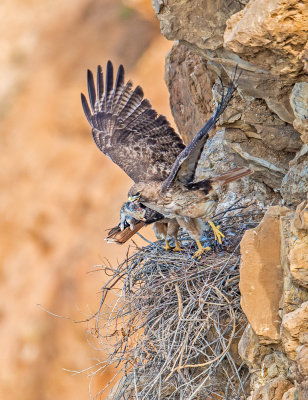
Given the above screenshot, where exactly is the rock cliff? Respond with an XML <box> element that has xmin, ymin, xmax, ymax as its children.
<box><xmin>240</xmin><ymin>204</ymin><xmax>308</xmax><ymax>399</ymax></box>
<box><xmin>153</xmin><ymin>0</ymin><xmax>307</xmax><ymax>207</ymax></box>
<box><xmin>151</xmin><ymin>0</ymin><xmax>308</xmax><ymax>398</ymax></box>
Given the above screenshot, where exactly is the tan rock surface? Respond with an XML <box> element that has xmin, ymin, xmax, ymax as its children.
<box><xmin>163</xmin><ymin>43</ymin><xmax>303</xmax><ymax>208</ymax></box>
<box><xmin>152</xmin><ymin>0</ymin><xmax>243</xmax><ymax>50</ymax></box>
<box><xmin>238</xmin><ymin>324</ymin><xmax>271</xmax><ymax>369</ymax></box>
<box><xmin>281</xmin><ymin>146</ymin><xmax>308</xmax><ymax>206</ymax></box>
<box><xmin>202</xmin><ymin>83</ymin><xmax>299</xmax><ymax>190</ymax></box>
<box><xmin>224</xmin><ymin>0</ymin><xmax>308</xmax><ymax>77</ymax></box>
<box><xmin>294</xmin><ymin>197</ymin><xmax>308</xmax><ymax>231</ymax></box>
<box><xmin>165</xmin><ymin>42</ymin><xmax>216</xmax><ymax>144</ymax></box>
<box><xmin>296</xmin><ymin>345</ymin><xmax>308</xmax><ymax>377</ymax></box>
<box><xmin>223</xmin><ymin>0</ymin><xmax>308</xmax><ymax>123</ymax></box>
<box><xmin>189</xmin><ymin>129</ymin><xmax>282</xmax><ymax>219</ymax></box>
<box><xmin>302</xmin><ymin>41</ymin><xmax>308</xmax><ymax>73</ymax></box>
<box><xmin>221</xmin><ymin>97</ymin><xmax>301</xmax><ymax>154</ymax></box>
<box><xmin>281</xmin><ymin>387</ymin><xmax>296</xmax><ymax>400</ymax></box>
<box><xmin>240</xmin><ymin>206</ymin><xmax>289</xmax><ymax>343</ymax></box>
<box><xmin>280</xmin><ymin>226</ymin><xmax>308</xmax><ymax>316</ymax></box>
<box><xmin>251</xmin><ymin>377</ymin><xmax>292</xmax><ymax>400</ymax></box>
<box><xmin>262</xmin><ymin>352</ymin><xmax>293</xmax><ymax>380</ymax></box>
<box><xmin>288</xmin><ymin>239</ymin><xmax>308</xmax><ymax>288</ymax></box>
<box><xmin>240</xmin><ymin>206</ymin><xmax>308</xmax><ymax>398</ymax></box>
<box><xmin>159</xmin><ymin>0</ymin><xmax>308</xmax><ymax>206</ymax></box>
<box><xmin>297</xmin><ymin>381</ymin><xmax>308</xmax><ymax>400</ymax></box>
<box><xmin>290</xmin><ymin>82</ymin><xmax>308</xmax><ymax>143</ymax></box>
<box><xmin>164</xmin><ymin>41</ymin><xmax>302</xmax><ymax>205</ymax></box>
<box><xmin>282</xmin><ymin>302</ymin><xmax>308</xmax><ymax>359</ymax></box>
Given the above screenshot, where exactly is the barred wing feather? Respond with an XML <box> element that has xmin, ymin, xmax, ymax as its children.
<box><xmin>81</xmin><ymin>61</ymin><xmax>185</xmax><ymax>183</ymax></box>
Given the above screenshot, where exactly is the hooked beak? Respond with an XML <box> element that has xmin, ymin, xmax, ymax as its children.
<box><xmin>128</xmin><ymin>195</ymin><xmax>140</xmax><ymax>202</ymax></box>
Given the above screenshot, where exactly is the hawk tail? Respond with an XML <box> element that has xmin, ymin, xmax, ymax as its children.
<box><xmin>186</xmin><ymin>167</ymin><xmax>252</xmax><ymax>191</ymax></box>
<box><xmin>211</xmin><ymin>167</ymin><xmax>253</xmax><ymax>185</ymax></box>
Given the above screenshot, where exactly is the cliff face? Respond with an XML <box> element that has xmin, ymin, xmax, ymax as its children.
<box><xmin>239</xmin><ymin>204</ymin><xmax>308</xmax><ymax>399</ymax></box>
<box><xmin>151</xmin><ymin>0</ymin><xmax>308</xmax><ymax>398</ymax></box>
<box><xmin>153</xmin><ymin>0</ymin><xmax>307</xmax><ymax>208</ymax></box>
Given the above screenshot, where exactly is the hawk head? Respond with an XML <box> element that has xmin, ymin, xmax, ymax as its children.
<box><xmin>128</xmin><ymin>182</ymin><xmax>161</xmax><ymax>204</ymax></box>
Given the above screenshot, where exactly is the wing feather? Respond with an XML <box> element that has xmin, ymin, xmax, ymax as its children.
<box><xmin>96</xmin><ymin>65</ymin><xmax>103</xmax><ymax>101</ymax></box>
<box><xmin>105</xmin><ymin>60</ymin><xmax>114</xmax><ymax>93</ymax></box>
<box><xmin>112</xmin><ymin>80</ymin><xmax>133</xmax><ymax>114</ymax></box>
<box><xmin>110</xmin><ymin>64</ymin><xmax>125</xmax><ymax>111</ymax></box>
<box><xmin>81</xmin><ymin>62</ymin><xmax>185</xmax><ymax>183</ymax></box>
<box><xmin>81</xmin><ymin>93</ymin><xmax>91</xmax><ymax>124</ymax></box>
<box><xmin>122</xmin><ymin>99</ymin><xmax>152</xmax><ymax>128</ymax></box>
<box><xmin>118</xmin><ymin>86</ymin><xmax>144</xmax><ymax>120</ymax></box>
<box><xmin>104</xmin><ymin>61</ymin><xmax>114</xmax><ymax>111</ymax></box>
<box><xmin>87</xmin><ymin>69</ymin><xmax>96</xmax><ymax>112</ymax></box>
<box><xmin>162</xmin><ymin>70</ymin><xmax>240</xmax><ymax>192</ymax></box>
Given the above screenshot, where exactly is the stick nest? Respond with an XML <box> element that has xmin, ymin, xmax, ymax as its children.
<box><xmin>90</xmin><ymin>210</ymin><xmax>262</xmax><ymax>399</ymax></box>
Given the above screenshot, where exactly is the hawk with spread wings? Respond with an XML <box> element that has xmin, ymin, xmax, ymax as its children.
<box><xmin>81</xmin><ymin>61</ymin><xmax>252</xmax><ymax>258</ymax></box>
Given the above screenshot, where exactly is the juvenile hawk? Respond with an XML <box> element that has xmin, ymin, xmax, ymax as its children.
<box><xmin>81</xmin><ymin>61</ymin><xmax>252</xmax><ymax>258</ymax></box>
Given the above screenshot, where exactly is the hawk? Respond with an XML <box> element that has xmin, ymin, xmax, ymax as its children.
<box><xmin>81</xmin><ymin>61</ymin><xmax>252</xmax><ymax>258</ymax></box>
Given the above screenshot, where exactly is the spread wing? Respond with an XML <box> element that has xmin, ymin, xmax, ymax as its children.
<box><xmin>81</xmin><ymin>61</ymin><xmax>185</xmax><ymax>183</ymax></box>
<box><xmin>162</xmin><ymin>72</ymin><xmax>239</xmax><ymax>192</ymax></box>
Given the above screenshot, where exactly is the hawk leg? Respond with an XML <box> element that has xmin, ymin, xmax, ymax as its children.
<box><xmin>163</xmin><ymin>238</ymin><xmax>172</xmax><ymax>251</ymax></box>
<box><xmin>173</xmin><ymin>239</ymin><xmax>184</xmax><ymax>252</ymax></box>
<box><xmin>193</xmin><ymin>240</ymin><xmax>211</xmax><ymax>260</ymax></box>
<box><xmin>208</xmin><ymin>220</ymin><xmax>225</xmax><ymax>244</ymax></box>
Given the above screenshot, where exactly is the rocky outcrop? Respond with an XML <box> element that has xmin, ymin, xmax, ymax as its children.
<box><xmin>281</xmin><ymin>146</ymin><xmax>308</xmax><ymax>206</ymax></box>
<box><xmin>152</xmin><ymin>1</ymin><xmax>308</xmax><ymax>398</ymax></box>
<box><xmin>152</xmin><ymin>0</ymin><xmax>244</xmax><ymax>51</ymax></box>
<box><xmin>153</xmin><ymin>0</ymin><xmax>307</xmax><ymax>206</ymax></box>
<box><xmin>224</xmin><ymin>0</ymin><xmax>307</xmax><ymax>78</ymax></box>
<box><xmin>294</xmin><ymin>196</ymin><xmax>308</xmax><ymax>231</ymax></box>
<box><xmin>239</xmin><ymin>206</ymin><xmax>308</xmax><ymax>399</ymax></box>
<box><xmin>290</xmin><ymin>83</ymin><xmax>308</xmax><ymax>143</ymax></box>
<box><xmin>165</xmin><ymin>43</ymin><xmax>216</xmax><ymax>143</ymax></box>
<box><xmin>240</xmin><ymin>207</ymin><xmax>288</xmax><ymax>344</ymax></box>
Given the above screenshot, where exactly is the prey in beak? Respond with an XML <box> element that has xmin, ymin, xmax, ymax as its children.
<box><xmin>120</xmin><ymin>201</ymin><xmax>146</xmax><ymax>231</ymax></box>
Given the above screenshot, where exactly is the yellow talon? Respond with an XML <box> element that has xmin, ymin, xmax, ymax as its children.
<box><xmin>173</xmin><ymin>240</ymin><xmax>185</xmax><ymax>252</ymax></box>
<box><xmin>193</xmin><ymin>240</ymin><xmax>211</xmax><ymax>260</ymax></box>
<box><xmin>208</xmin><ymin>220</ymin><xmax>225</xmax><ymax>244</ymax></box>
<box><xmin>163</xmin><ymin>238</ymin><xmax>172</xmax><ymax>251</ymax></box>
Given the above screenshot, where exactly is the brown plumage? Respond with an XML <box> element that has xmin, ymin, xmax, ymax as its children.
<box><xmin>81</xmin><ymin>61</ymin><xmax>252</xmax><ymax>258</ymax></box>
<box><xmin>81</xmin><ymin>62</ymin><xmax>185</xmax><ymax>183</ymax></box>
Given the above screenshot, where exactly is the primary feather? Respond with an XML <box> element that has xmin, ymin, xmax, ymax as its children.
<box><xmin>81</xmin><ymin>61</ymin><xmax>185</xmax><ymax>183</ymax></box>
<box><xmin>162</xmin><ymin>74</ymin><xmax>240</xmax><ymax>191</ymax></box>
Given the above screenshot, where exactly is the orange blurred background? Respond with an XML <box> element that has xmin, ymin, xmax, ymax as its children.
<box><xmin>0</xmin><ymin>0</ymin><xmax>173</xmax><ymax>398</ymax></box>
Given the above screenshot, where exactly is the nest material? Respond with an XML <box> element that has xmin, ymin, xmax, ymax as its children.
<box><xmin>91</xmin><ymin>210</ymin><xmax>262</xmax><ymax>400</ymax></box>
